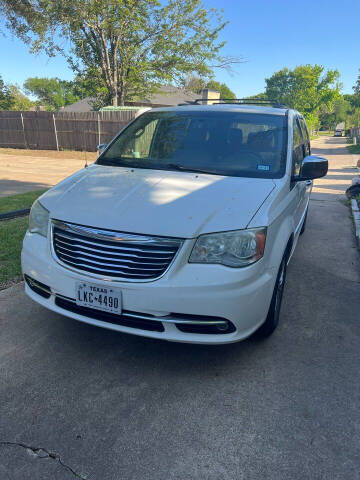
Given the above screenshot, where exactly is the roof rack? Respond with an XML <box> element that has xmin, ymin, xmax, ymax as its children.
<box><xmin>191</xmin><ymin>98</ymin><xmax>288</xmax><ymax>108</ymax></box>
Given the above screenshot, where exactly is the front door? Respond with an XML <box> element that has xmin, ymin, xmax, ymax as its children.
<box><xmin>291</xmin><ymin>117</ymin><xmax>308</xmax><ymax>235</ymax></box>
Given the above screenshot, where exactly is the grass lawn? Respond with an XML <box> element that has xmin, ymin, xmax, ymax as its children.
<box><xmin>0</xmin><ymin>190</ymin><xmax>47</xmax><ymax>214</ymax></box>
<box><xmin>318</xmin><ymin>130</ymin><xmax>333</xmax><ymax>136</ymax></box>
<box><xmin>0</xmin><ymin>190</ymin><xmax>49</xmax><ymax>288</ymax></box>
<box><xmin>347</xmin><ymin>144</ymin><xmax>360</xmax><ymax>154</ymax></box>
<box><xmin>0</xmin><ymin>216</ymin><xmax>28</xmax><ymax>289</ymax></box>
<box><xmin>0</xmin><ymin>147</ymin><xmax>97</xmax><ymax>161</ymax></box>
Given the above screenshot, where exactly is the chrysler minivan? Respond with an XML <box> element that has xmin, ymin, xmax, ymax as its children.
<box><xmin>22</xmin><ymin>102</ymin><xmax>328</xmax><ymax>344</ymax></box>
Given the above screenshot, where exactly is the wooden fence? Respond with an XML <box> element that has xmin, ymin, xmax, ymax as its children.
<box><xmin>0</xmin><ymin>110</ymin><xmax>139</xmax><ymax>152</ymax></box>
<box><xmin>351</xmin><ymin>127</ymin><xmax>360</xmax><ymax>143</ymax></box>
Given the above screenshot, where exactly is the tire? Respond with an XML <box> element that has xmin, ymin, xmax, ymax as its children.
<box><xmin>255</xmin><ymin>253</ymin><xmax>287</xmax><ymax>338</ymax></box>
<box><xmin>300</xmin><ymin>208</ymin><xmax>308</xmax><ymax>235</ymax></box>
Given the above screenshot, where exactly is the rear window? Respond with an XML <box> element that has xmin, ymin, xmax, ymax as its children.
<box><xmin>98</xmin><ymin>110</ymin><xmax>287</xmax><ymax>179</ymax></box>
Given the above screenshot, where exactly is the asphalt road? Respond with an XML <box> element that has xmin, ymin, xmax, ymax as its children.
<box><xmin>1</xmin><ymin>136</ymin><xmax>359</xmax><ymax>479</ymax></box>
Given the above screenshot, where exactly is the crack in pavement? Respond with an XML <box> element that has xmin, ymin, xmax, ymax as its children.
<box><xmin>0</xmin><ymin>441</ymin><xmax>87</xmax><ymax>479</ymax></box>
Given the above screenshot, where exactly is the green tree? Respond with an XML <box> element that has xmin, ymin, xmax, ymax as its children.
<box><xmin>340</xmin><ymin>73</ymin><xmax>360</xmax><ymax>128</ymax></box>
<box><xmin>349</xmin><ymin>72</ymin><xmax>360</xmax><ymax>127</ymax></box>
<box><xmin>333</xmin><ymin>98</ymin><xmax>351</xmax><ymax>126</ymax></box>
<box><xmin>206</xmin><ymin>80</ymin><xmax>236</xmax><ymax>99</ymax></box>
<box><xmin>181</xmin><ymin>76</ymin><xmax>236</xmax><ymax>100</ymax></box>
<box><xmin>23</xmin><ymin>77</ymin><xmax>80</xmax><ymax>111</ymax></box>
<box><xmin>265</xmin><ymin>65</ymin><xmax>341</xmax><ymax>124</ymax></box>
<box><xmin>247</xmin><ymin>93</ymin><xmax>268</xmax><ymax>99</ymax></box>
<box><xmin>318</xmin><ymin>104</ymin><xmax>333</xmax><ymax>128</ymax></box>
<box><xmin>8</xmin><ymin>84</ymin><xmax>33</xmax><ymax>110</ymax></box>
<box><xmin>344</xmin><ymin>93</ymin><xmax>360</xmax><ymax>109</ymax></box>
<box><xmin>353</xmin><ymin>69</ymin><xmax>360</xmax><ymax>97</ymax></box>
<box><xmin>319</xmin><ymin>97</ymin><xmax>352</xmax><ymax>129</ymax></box>
<box><xmin>0</xmin><ymin>75</ymin><xmax>14</xmax><ymax>109</ymax></box>
<box><xmin>72</xmin><ymin>70</ymin><xmax>109</xmax><ymax>108</ymax></box>
<box><xmin>1</xmin><ymin>0</ymin><xmax>237</xmax><ymax>106</ymax></box>
<box><xmin>343</xmin><ymin>93</ymin><xmax>360</xmax><ymax>128</ymax></box>
<box><xmin>181</xmin><ymin>75</ymin><xmax>206</xmax><ymax>94</ymax></box>
<box><xmin>348</xmin><ymin>108</ymin><xmax>360</xmax><ymax>128</ymax></box>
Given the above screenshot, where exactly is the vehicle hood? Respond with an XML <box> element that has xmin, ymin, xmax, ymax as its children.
<box><xmin>41</xmin><ymin>165</ymin><xmax>275</xmax><ymax>238</ymax></box>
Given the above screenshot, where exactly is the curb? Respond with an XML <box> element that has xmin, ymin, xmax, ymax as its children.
<box><xmin>351</xmin><ymin>199</ymin><xmax>360</xmax><ymax>249</ymax></box>
<box><xmin>0</xmin><ymin>208</ymin><xmax>30</xmax><ymax>221</ymax></box>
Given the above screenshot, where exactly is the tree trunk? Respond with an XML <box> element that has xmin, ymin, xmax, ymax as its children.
<box><xmin>119</xmin><ymin>89</ymin><xmax>126</xmax><ymax>106</ymax></box>
<box><xmin>112</xmin><ymin>93</ymin><xmax>118</xmax><ymax>107</ymax></box>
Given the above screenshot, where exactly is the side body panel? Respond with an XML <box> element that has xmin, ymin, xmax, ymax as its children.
<box><xmin>248</xmin><ymin>110</ymin><xmax>309</xmax><ymax>270</ymax></box>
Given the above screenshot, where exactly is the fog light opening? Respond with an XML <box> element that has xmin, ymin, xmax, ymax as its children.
<box><xmin>24</xmin><ymin>275</ymin><xmax>52</xmax><ymax>299</ymax></box>
<box><xmin>216</xmin><ymin>322</ymin><xmax>229</xmax><ymax>332</ymax></box>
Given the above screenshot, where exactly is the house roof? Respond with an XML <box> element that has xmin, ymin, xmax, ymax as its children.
<box><xmin>137</xmin><ymin>85</ymin><xmax>199</xmax><ymax>106</ymax></box>
<box><xmin>60</xmin><ymin>86</ymin><xmax>198</xmax><ymax>112</ymax></box>
<box><xmin>60</xmin><ymin>97</ymin><xmax>97</xmax><ymax>112</ymax></box>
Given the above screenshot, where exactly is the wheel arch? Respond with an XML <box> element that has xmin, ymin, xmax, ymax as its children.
<box><xmin>265</xmin><ymin>216</ymin><xmax>295</xmax><ymax>271</ymax></box>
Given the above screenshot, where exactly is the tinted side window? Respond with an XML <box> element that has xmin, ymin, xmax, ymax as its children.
<box><xmin>299</xmin><ymin>117</ymin><xmax>311</xmax><ymax>156</ymax></box>
<box><xmin>292</xmin><ymin>118</ymin><xmax>304</xmax><ymax>176</ymax></box>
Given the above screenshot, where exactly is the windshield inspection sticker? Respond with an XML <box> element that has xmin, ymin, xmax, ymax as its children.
<box><xmin>257</xmin><ymin>164</ymin><xmax>270</xmax><ymax>171</ymax></box>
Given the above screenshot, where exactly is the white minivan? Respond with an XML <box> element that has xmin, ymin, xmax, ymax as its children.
<box><xmin>22</xmin><ymin>101</ymin><xmax>328</xmax><ymax>344</ymax></box>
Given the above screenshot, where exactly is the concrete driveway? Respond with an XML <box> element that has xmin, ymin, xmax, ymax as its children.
<box><xmin>0</xmin><ymin>151</ymin><xmax>96</xmax><ymax>197</ymax></box>
<box><xmin>0</xmin><ymin>136</ymin><xmax>359</xmax><ymax>479</ymax></box>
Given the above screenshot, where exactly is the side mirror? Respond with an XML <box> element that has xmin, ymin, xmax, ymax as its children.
<box><xmin>292</xmin><ymin>155</ymin><xmax>328</xmax><ymax>182</ymax></box>
<box><xmin>97</xmin><ymin>143</ymin><xmax>108</xmax><ymax>155</ymax></box>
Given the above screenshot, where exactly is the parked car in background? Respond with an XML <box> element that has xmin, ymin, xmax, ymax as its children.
<box><xmin>334</xmin><ymin>130</ymin><xmax>342</xmax><ymax>137</ymax></box>
<box><xmin>22</xmin><ymin>101</ymin><xmax>328</xmax><ymax>344</ymax></box>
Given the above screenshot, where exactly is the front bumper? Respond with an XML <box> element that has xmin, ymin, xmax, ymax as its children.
<box><xmin>22</xmin><ymin>231</ymin><xmax>277</xmax><ymax>344</ymax></box>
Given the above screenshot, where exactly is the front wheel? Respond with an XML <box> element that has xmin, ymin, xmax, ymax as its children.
<box><xmin>255</xmin><ymin>254</ymin><xmax>287</xmax><ymax>338</ymax></box>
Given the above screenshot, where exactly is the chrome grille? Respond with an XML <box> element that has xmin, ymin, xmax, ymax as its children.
<box><xmin>51</xmin><ymin>220</ymin><xmax>183</xmax><ymax>281</ymax></box>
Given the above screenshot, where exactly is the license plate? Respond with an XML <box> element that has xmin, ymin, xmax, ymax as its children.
<box><xmin>75</xmin><ymin>282</ymin><xmax>122</xmax><ymax>314</ymax></box>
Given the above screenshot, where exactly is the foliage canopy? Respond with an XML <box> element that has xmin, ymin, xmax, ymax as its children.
<box><xmin>7</xmin><ymin>84</ymin><xmax>34</xmax><ymax>110</ymax></box>
<box><xmin>1</xmin><ymin>0</ymin><xmax>236</xmax><ymax>106</ymax></box>
<box><xmin>182</xmin><ymin>75</ymin><xmax>236</xmax><ymax>99</ymax></box>
<box><xmin>206</xmin><ymin>80</ymin><xmax>236</xmax><ymax>100</ymax></box>
<box><xmin>264</xmin><ymin>65</ymin><xmax>342</xmax><ymax>129</ymax></box>
<box><xmin>0</xmin><ymin>75</ymin><xmax>15</xmax><ymax>110</ymax></box>
<box><xmin>265</xmin><ymin>65</ymin><xmax>341</xmax><ymax>115</ymax></box>
<box><xmin>353</xmin><ymin>69</ymin><xmax>360</xmax><ymax>98</ymax></box>
<box><xmin>24</xmin><ymin>77</ymin><xmax>80</xmax><ymax>111</ymax></box>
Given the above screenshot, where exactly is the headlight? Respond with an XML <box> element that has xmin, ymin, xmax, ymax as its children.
<box><xmin>29</xmin><ymin>200</ymin><xmax>49</xmax><ymax>237</ymax></box>
<box><xmin>189</xmin><ymin>228</ymin><xmax>267</xmax><ymax>267</ymax></box>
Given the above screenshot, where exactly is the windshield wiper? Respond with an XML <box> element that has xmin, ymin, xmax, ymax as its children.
<box><xmin>97</xmin><ymin>158</ymin><xmax>122</xmax><ymax>166</ymax></box>
<box><xmin>98</xmin><ymin>158</ymin><xmax>145</xmax><ymax>168</ymax></box>
<box><xmin>164</xmin><ymin>163</ymin><xmax>217</xmax><ymax>175</ymax></box>
<box><xmin>98</xmin><ymin>159</ymin><xmax>219</xmax><ymax>175</ymax></box>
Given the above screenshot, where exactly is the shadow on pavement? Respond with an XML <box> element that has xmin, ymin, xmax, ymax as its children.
<box><xmin>0</xmin><ymin>179</ymin><xmax>49</xmax><ymax>197</ymax></box>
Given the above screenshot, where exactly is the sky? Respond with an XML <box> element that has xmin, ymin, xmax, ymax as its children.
<box><xmin>1</xmin><ymin>0</ymin><xmax>359</xmax><ymax>97</ymax></box>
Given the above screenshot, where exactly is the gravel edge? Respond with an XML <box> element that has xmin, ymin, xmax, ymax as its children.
<box><xmin>0</xmin><ymin>277</ymin><xmax>24</xmax><ymax>292</ymax></box>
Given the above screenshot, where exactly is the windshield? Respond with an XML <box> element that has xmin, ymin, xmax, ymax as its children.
<box><xmin>97</xmin><ymin>110</ymin><xmax>287</xmax><ymax>178</ymax></box>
